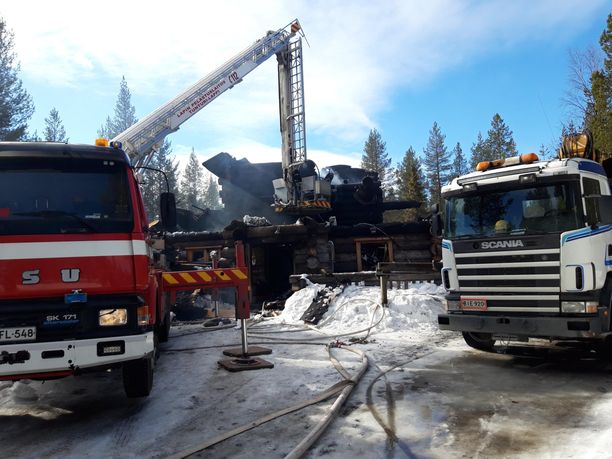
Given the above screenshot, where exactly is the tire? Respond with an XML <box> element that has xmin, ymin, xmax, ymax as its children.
<box><xmin>157</xmin><ymin>310</ymin><xmax>171</xmax><ymax>343</ymax></box>
<box><xmin>462</xmin><ymin>332</ymin><xmax>496</xmax><ymax>352</ymax></box>
<box><xmin>123</xmin><ymin>355</ymin><xmax>154</xmax><ymax>398</ymax></box>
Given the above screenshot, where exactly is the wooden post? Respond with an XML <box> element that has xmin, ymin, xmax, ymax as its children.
<box><xmin>376</xmin><ymin>263</ymin><xmax>389</xmax><ymax>308</ymax></box>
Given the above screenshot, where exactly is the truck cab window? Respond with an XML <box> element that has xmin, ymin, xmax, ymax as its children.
<box><xmin>445</xmin><ymin>182</ymin><xmax>582</xmax><ymax>238</ymax></box>
<box><xmin>0</xmin><ymin>157</ymin><xmax>133</xmax><ymax>235</ymax></box>
<box><xmin>582</xmin><ymin>177</ymin><xmax>601</xmax><ymax>224</ymax></box>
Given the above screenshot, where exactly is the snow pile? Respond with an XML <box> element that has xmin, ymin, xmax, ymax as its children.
<box><xmin>276</xmin><ymin>281</ymin><xmax>446</xmax><ymax>337</ymax></box>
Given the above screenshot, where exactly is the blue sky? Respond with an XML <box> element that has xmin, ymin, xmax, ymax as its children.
<box><xmin>2</xmin><ymin>1</ymin><xmax>609</xmax><ymax>173</ymax></box>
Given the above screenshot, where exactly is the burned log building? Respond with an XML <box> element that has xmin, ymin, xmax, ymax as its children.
<box><xmin>167</xmin><ymin>153</ymin><xmax>440</xmax><ymax>307</ymax></box>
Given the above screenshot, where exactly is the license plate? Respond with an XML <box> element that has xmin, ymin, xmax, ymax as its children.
<box><xmin>0</xmin><ymin>326</ymin><xmax>36</xmax><ymax>342</ymax></box>
<box><xmin>460</xmin><ymin>298</ymin><xmax>488</xmax><ymax>311</ymax></box>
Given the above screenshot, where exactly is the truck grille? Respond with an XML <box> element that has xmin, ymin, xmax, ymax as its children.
<box><xmin>455</xmin><ymin>248</ymin><xmax>560</xmax><ymax>313</ymax></box>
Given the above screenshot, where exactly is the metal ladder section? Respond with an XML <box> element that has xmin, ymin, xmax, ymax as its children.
<box><xmin>286</xmin><ymin>38</ymin><xmax>306</xmax><ymax>166</ymax></box>
<box><xmin>114</xmin><ymin>24</ymin><xmax>298</xmax><ymax>168</ymax></box>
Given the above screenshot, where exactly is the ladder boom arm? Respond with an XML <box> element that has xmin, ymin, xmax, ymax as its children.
<box><xmin>114</xmin><ymin>20</ymin><xmax>302</xmax><ymax>167</ymax></box>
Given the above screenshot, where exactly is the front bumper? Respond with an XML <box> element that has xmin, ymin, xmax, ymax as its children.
<box><xmin>0</xmin><ymin>332</ymin><xmax>154</xmax><ymax>379</ymax></box>
<box><xmin>438</xmin><ymin>312</ymin><xmax>608</xmax><ymax>339</ymax></box>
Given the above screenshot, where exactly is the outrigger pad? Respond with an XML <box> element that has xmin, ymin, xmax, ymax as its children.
<box><xmin>222</xmin><ymin>346</ymin><xmax>272</xmax><ymax>357</ymax></box>
<box><xmin>218</xmin><ymin>356</ymin><xmax>274</xmax><ymax>372</ymax></box>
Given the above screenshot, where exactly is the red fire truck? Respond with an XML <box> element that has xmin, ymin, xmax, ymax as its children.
<box><xmin>0</xmin><ymin>141</ymin><xmax>170</xmax><ymax>397</ymax></box>
<box><xmin>0</xmin><ymin>20</ymin><xmax>306</xmax><ymax>397</ymax></box>
<box><xmin>0</xmin><ymin>140</ymin><xmax>251</xmax><ymax>397</ymax></box>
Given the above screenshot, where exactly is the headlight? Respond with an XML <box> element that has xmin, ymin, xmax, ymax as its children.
<box><xmin>561</xmin><ymin>301</ymin><xmax>585</xmax><ymax>313</ymax></box>
<box><xmin>99</xmin><ymin>308</ymin><xmax>128</xmax><ymax>326</ymax></box>
<box><xmin>561</xmin><ymin>301</ymin><xmax>600</xmax><ymax>314</ymax></box>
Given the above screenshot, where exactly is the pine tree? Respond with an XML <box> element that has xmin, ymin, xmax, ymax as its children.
<box><xmin>0</xmin><ymin>17</ymin><xmax>34</xmax><ymax>141</ymax></box>
<box><xmin>422</xmin><ymin>122</ymin><xmax>451</xmax><ymax>210</ymax></box>
<box><xmin>27</xmin><ymin>130</ymin><xmax>41</xmax><ymax>141</ymax></box>
<box><xmin>139</xmin><ymin>140</ymin><xmax>179</xmax><ymax>220</ymax></box>
<box><xmin>485</xmin><ymin>113</ymin><xmax>517</xmax><ymax>159</ymax></box>
<box><xmin>396</xmin><ymin>146</ymin><xmax>427</xmax><ymax>220</ymax></box>
<box><xmin>98</xmin><ymin>115</ymin><xmax>114</xmax><ymax>139</ymax></box>
<box><xmin>587</xmin><ymin>14</ymin><xmax>611</xmax><ymax>153</ymax></box>
<box><xmin>470</xmin><ymin>132</ymin><xmax>487</xmax><ymax>169</ymax></box>
<box><xmin>98</xmin><ymin>76</ymin><xmax>137</xmax><ymax>139</ymax></box>
<box><xmin>450</xmin><ymin>142</ymin><xmax>468</xmax><ymax>178</ymax></box>
<box><xmin>179</xmin><ymin>149</ymin><xmax>205</xmax><ymax>210</ymax></box>
<box><xmin>538</xmin><ymin>143</ymin><xmax>554</xmax><ymax>160</ymax></box>
<box><xmin>361</xmin><ymin>128</ymin><xmax>393</xmax><ymax>192</ymax></box>
<box><xmin>202</xmin><ymin>175</ymin><xmax>221</xmax><ymax>210</ymax></box>
<box><xmin>43</xmin><ymin>107</ymin><xmax>68</xmax><ymax>142</ymax></box>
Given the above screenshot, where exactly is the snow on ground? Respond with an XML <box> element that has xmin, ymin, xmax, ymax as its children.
<box><xmin>272</xmin><ymin>280</ymin><xmax>446</xmax><ymax>339</ymax></box>
<box><xmin>2</xmin><ymin>283</ymin><xmax>612</xmax><ymax>458</ymax></box>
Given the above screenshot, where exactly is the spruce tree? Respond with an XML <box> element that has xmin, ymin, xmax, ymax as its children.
<box><xmin>179</xmin><ymin>149</ymin><xmax>205</xmax><ymax>210</ymax></box>
<box><xmin>423</xmin><ymin>122</ymin><xmax>451</xmax><ymax>210</ymax></box>
<box><xmin>470</xmin><ymin>132</ymin><xmax>487</xmax><ymax>169</ymax></box>
<box><xmin>98</xmin><ymin>76</ymin><xmax>137</xmax><ymax>139</ymax></box>
<box><xmin>43</xmin><ymin>107</ymin><xmax>68</xmax><ymax>142</ymax></box>
<box><xmin>396</xmin><ymin>146</ymin><xmax>427</xmax><ymax>220</ymax></box>
<box><xmin>0</xmin><ymin>17</ymin><xmax>34</xmax><ymax>141</ymax></box>
<box><xmin>485</xmin><ymin>113</ymin><xmax>517</xmax><ymax>159</ymax></box>
<box><xmin>361</xmin><ymin>128</ymin><xmax>393</xmax><ymax>193</ymax></box>
<box><xmin>450</xmin><ymin>142</ymin><xmax>468</xmax><ymax>178</ymax></box>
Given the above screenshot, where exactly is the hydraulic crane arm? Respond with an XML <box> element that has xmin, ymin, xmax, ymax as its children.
<box><xmin>113</xmin><ymin>20</ymin><xmax>303</xmax><ymax>168</ymax></box>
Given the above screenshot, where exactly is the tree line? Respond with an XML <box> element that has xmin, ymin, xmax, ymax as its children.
<box><xmin>95</xmin><ymin>77</ymin><xmax>221</xmax><ymax>220</ymax></box>
<box><xmin>0</xmin><ymin>16</ymin><xmax>220</xmax><ymax>221</ymax></box>
<box><xmin>0</xmin><ymin>13</ymin><xmax>609</xmax><ymax>223</ymax></box>
<box><xmin>360</xmin><ymin>113</ymin><xmax>517</xmax><ymax>218</ymax></box>
<box><xmin>361</xmin><ymin>14</ymin><xmax>611</xmax><ymax>219</ymax></box>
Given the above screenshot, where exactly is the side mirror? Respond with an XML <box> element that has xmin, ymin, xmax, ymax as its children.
<box><xmin>160</xmin><ymin>192</ymin><xmax>177</xmax><ymax>231</ymax></box>
<box><xmin>585</xmin><ymin>195</ymin><xmax>612</xmax><ymax>226</ymax></box>
<box><xmin>430</xmin><ymin>203</ymin><xmax>440</xmax><ymax>214</ymax></box>
<box><xmin>431</xmin><ymin>213</ymin><xmax>443</xmax><ymax>237</ymax></box>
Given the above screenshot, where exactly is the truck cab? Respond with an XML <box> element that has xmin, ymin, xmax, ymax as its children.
<box><xmin>438</xmin><ymin>151</ymin><xmax>612</xmax><ymax>352</ymax></box>
<box><xmin>0</xmin><ymin>141</ymin><xmax>166</xmax><ymax>397</ymax></box>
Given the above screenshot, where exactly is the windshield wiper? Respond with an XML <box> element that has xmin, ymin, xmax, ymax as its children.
<box><xmin>13</xmin><ymin>210</ymin><xmax>98</xmax><ymax>232</ymax></box>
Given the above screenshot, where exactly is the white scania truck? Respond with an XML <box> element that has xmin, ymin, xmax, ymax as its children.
<box><xmin>437</xmin><ymin>133</ymin><xmax>612</xmax><ymax>352</ymax></box>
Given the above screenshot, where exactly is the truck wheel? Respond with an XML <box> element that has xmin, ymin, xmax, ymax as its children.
<box><xmin>157</xmin><ymin>310</ymin><xmax>171</xmax><ymax>343</ymax></box>
<box><xmin>462</xmin><ymin>332</ymin><xmax>496</xmax><ymax>352</ymax></box>
<box><xmin>122</xmin><ymin>355</ymin><xmax>154</xmax><ymax>398</ymax></box>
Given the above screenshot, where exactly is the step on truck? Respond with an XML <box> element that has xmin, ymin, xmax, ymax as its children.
<box><xmin>437</xmin><ymin>132</ymin><xmax>612</xmax><ymax>352</ymax></box>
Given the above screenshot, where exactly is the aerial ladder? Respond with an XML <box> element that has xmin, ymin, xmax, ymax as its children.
<box><xmin>112</xmin><ymin>19</ymin><xmax>331</xmax><ymax>212</ymax></box>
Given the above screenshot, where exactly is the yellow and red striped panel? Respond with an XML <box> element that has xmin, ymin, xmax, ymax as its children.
<box><xmin>162</xmin><ymin>268</ymin><xmax>248</xmax><ymax>288</ymax></box>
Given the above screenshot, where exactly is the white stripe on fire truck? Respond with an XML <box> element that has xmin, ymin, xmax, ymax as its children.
<box><xmin>0</xmin><ymin>240</ymin><xmax>148</xmax><ymax>260</ymax></box>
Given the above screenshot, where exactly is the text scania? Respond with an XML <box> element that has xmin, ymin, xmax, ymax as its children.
<box><xmin>481</xmin><ymin>240</ymin><xmax>524</xmax><ymax>249</ymax></box>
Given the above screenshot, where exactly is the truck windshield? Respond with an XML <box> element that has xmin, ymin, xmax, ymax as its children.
<box><xmin>444</xmin><ymin>182</ymin><xmax>582</xmax><ymax>238</ymax></box>
<box><xmin>0</xmin><ymin>157</ymin><xmax>133</xmax><ymax>235</ymax></box>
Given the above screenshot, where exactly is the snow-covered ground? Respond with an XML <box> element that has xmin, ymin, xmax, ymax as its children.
<box><xmin>2</xmin><ymin>282</ymin><xmax>612</xmax><ymax>458</ymax></box>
